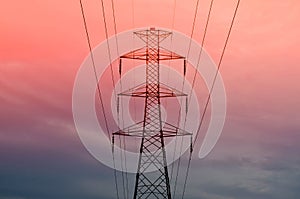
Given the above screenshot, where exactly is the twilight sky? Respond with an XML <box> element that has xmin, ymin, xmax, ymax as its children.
<box><xmin>1</xmin><ymin>0</ymin><xmax>300</xmax><ymax>199</ymax></box>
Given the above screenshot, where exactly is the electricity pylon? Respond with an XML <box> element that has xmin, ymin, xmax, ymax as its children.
<box><xmin>113</xmin><ymin>28</ymin><xmax>192</xmax><ymax>199</ymax></box>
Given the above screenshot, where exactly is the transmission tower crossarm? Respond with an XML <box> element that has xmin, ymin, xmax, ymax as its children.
<box><xmin>121</xmin><ymin>47</ymin><xmax>184</xmax><ymax>61</ymax></box>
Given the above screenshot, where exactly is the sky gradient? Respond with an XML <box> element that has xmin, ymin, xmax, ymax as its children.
<box><xmin>1</xmin><ymin>0</ymin><xmax>300</xmax><ymax>199</ymax></box>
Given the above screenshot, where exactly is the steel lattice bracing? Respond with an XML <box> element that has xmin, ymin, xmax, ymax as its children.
<box><xmin>135</xmin><ymin>29</ymin><xmax>171</xmax><ymax>199</ymax></box>
<box><xmin>113</xmin><ymin>28</ymin><xmax>192</xmax><ymax>199</ymax></box>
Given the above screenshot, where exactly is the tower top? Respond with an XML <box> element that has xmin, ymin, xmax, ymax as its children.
<box><xmin>134</xmin><ymin>28</ymin><xmax>172</xmax><ymax>43</ymax></box>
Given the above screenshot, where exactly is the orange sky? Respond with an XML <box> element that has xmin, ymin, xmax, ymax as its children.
<box><xmin>1</xmin><ymin>0</ymin><xmax>300</xmax><ymax>198</ymax></box>
<box><xmin>1</xmin><ymin>0</ymin><xmax>299</xmax><ymax>130</ymax></box>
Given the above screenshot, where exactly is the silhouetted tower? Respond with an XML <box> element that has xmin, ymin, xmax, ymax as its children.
<box><xmin>114</xmin><ymin>28</ymin><xmax>192</xmax><ymax>199</ymax></box>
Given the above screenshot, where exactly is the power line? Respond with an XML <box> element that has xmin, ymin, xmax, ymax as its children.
<box><xmin>98</xmin><ymin>1</ymin><xmax>127</xmax><ymax>197</ymax></box>
<box><xmin>80</xmin><ymin>0</ymin><xmax>240</xmax><ymax>198</ymax></box>
<box><xmin>169</xmin><ymin>0</ymin><xmax>179</xmax><ymax>184</ymax></box>
<box><xmin>79</xmin><ymin>1</ymin><xmax>120</xmax><ymax>199</ymax></box>
<box><xmin>175</xmin><ymin>3</ymin><xmax>216</xmax><ymax>196</ymax></box>
<box><xmin>110</xmin><ymin>1</ymin><xmax>130</xmax><ymax>198</ymax></box>
<box><xmin>118</xmin><ymin>135</ymin><xmax>127</xmax><ymax>199</ymax></box>
<box><xmin>194</xmin><ymin>0</ymin><xmax>240</xmax><ymax>146</ymax></box>
<box><xmin>181</xmin><ymin>1</ymin><xmax>241</xmax><ymax>198</ymax></box>
<box><xmin>111</xmin><ymin>137</ymin><xmax>120</xmax><ymax>199</ymax></box>
<box><xmin>166</xmin><ymin>0</ymin><xmax>177</xmax><ymax>98</ymax></box>
<box><xmin>186</xmin><ymin>0</ymin><xmax>214</xmax><ymax>116</ymax></box>
<box><xmin>111</xmin><ymin>0</ymin><xmax>119</xmax><ymax>56</ymax></box>
<box><xmin>186</xmin><ymin>0</ymin><xmax>201</xmax><ymax>61</ymax></box>
<box><xmin>180</xmin><ymin>0</ymin><xmax>201</xmax><ymax>89</ymax></box>
<box><xmin>172</xmin><ymin>0</ymin><xmax>201</xmax><ymax>196</ymax></box>
<box><xmin>79</xmin><ymin>0</ymin><xmax>110</xmax><ymax>140</ymax></box>
<box><xmin>99</xmin><ymin>0</ymin><xmax>117</xmax><ymax>98</ymax></box>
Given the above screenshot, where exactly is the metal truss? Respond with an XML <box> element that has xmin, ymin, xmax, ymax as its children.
<box><xmin>113</xmin><ymin>28</ymin><xmax>192</xmax><ymax>199</ymax></box>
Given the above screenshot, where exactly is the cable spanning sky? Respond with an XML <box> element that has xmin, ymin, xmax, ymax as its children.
<box><xmin>1</xmin><ymin>0</ymin><xmax>300</xmax><ymax>199</ymax></box>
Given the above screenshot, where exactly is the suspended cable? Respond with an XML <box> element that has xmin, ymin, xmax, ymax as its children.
<box><xmin>112</xmin><ymin>136</ymin><xmax>120</xmax><ymax>199</ymax></box>
<box><xmin>185</xmin><ymin>0</ymin><xmax>200</xmax><ymax>61</ymax></box>
<box><xmin>131</xmin><ymin>0</ymin><xmax>138</xmax><ymax>123</ymax></box>
<box><xmin>122</xmin><ymin>136</ymin><xmax>129</xmax><ymax>199</ymax></box>
<box><xmin>180</xmin><ymin>0</ymin><xmax>201</xmax><ymax>89</ymax></box>
<box><xmin>176</xmin><ymin>4</ymin><xmax>215</xmax><ymax>195</ymax></box>
<box><xmin>181</xmin><ymin>149</ymin><xmax>192</xmax><ymax>199</ymax></box>
<box><xmin>109</xmin><ymin>0</ymin><xmax>125</xmax><ymax>136</ymax></box>
<box><xmin>118</xmin><ymin>135</ymin><xmax>127</xmax><ymax>199</ymax></box>
<box><xmin>99</xmin><ymin>0</ymin><xmax>117</xmax><ymax>100</ymax></box>
<box><xmin>131</xmin><ymin>0</ymin><xmax>139</xmax><ymax>154</ymax></box>
<box><xmin>79</xmin><ymin>1</ymin><xmax>120</xmax><ymax>199</ymax></box>
<box><xmin>110</xmin><ymin>1</ymin><xmax>130</xmax><ymax>198</ymax></box>
<box><xmin>186</xmin><ymin>0</ymin><xmax>214</xmax><ymax>110</ymax></box>
<box><xmin>98</xmin><ymin>0</ymin><xmax>128</xmax><ymax>197</ymax></box>
<box><xmin>166</xmin><ymin>0</ymin><xmax>177</xmax><ymax>91</ymax></box>
<box><xmin>172</xmin><ymin>135</ymin><xmax>184</xmax><ymax>197</ymax></box>
<box><xmin>168</xmin><ymin>0</ymin><xmax>179</xmax><ymax>184</ymax></box>
<box><xmin>111</xmin><ymin>0</ymin><xmax>120</xmax><ymax>56</ymax></box>
<box><xmin>194</xmin><ymin>0</ymin><xmax>240</xmax><ymax>146</ymax></box>
<box><xmin>79</xmin><ymin>0</ymin><xmax>111</xmax><ymax>140</ymax></box>
<box><xmin>181</xmin><ymin>1</ymin><xmax>241</xmax><ymax>198</ymax></box>
<box><xmin>172</xmin><ymin>0</ymin><xmax>201</xmax><ymax>195</ymax></box>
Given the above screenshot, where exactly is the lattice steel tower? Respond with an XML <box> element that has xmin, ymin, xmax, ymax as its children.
<box><xmin>114</xmin><ymin>28</ymin><xmax>192</xmax><ymax>199</ymax></box>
